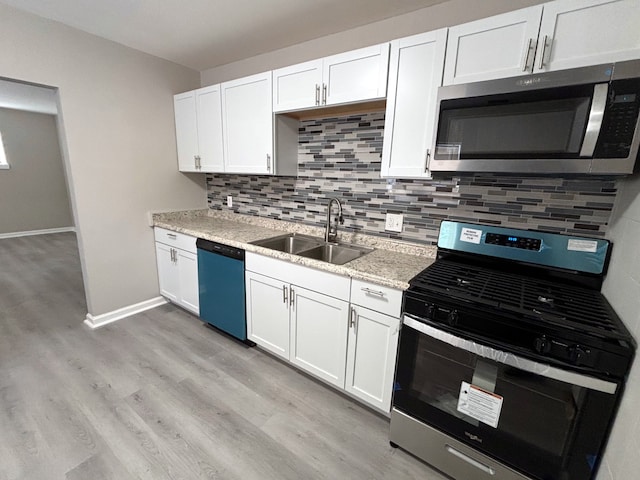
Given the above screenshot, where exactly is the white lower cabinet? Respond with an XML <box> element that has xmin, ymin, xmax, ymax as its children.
<box><xmin>290</xmin><ymin>286</ymin><xmax>349</xmax><ymax>388</ymax></box>
<box><xmin>245</xmin><ymin>271</ymin><xmax>290</xmax><ymax>359</ymax></box>
<box><xmin>346</xmin><ymin>279</ymin><xmax>402</xmax><ymax>412</ymax></box>
<box><xmin>345</xmin><ymin>305</ymin><xmax>400</xmax><ymax>412</ymax></box>
<box><xmin>245</xmin><ymin>251</ymin><xmax>402</xmax><ymax>413</ymax></box>
<box><xmin>154</xmin><ymin>228</ymin><xmax>199</xmax><ymax>315</ymax></box>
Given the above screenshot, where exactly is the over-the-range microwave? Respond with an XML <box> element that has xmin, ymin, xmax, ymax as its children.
<box><xmin>430</xmin><ymin>59</ymin><xmax>640</xmax><ymax>175</ymax></box>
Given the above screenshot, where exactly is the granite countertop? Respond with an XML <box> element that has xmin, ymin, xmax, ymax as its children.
<box><xmin>153</xmin><ymin>209</ymin><xmax>437</xmax><ymax>290</ymax></box>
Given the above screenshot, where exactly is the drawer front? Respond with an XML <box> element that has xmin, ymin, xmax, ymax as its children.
<box><xmin>154</xmin><ymin>227</ymin><xmax>197</xmax><ymax>254</ymax></box>
<box><xmin>246</xmin><ymin>252</ymin><xmax>350</xmax><ymax>302</ymax></box>
<box><xmin>350</xmin><ymin>279</ymin><xmax>402</xmax><ymax>318</ymax></box>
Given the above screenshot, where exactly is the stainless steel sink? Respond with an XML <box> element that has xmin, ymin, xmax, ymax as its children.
<box><xmin>250</xmin><ymin>233</ymin><xmax>373</xmax><ymax>265</ymax></box>
<box><xmin>297</xmin><ymin>243</ymin><xmax>373</xmax><ymax>265</ymax></box>
<box><xmin>250</xmin><ymin>233</ymin><xmax>323</xmax><ymax>254</ymax></box>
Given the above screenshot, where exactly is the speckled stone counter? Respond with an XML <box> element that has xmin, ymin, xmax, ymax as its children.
<box><xmin>153</xmin><ymin>209</ymin><xmax>436</xmax><ymax>290</ymax></box>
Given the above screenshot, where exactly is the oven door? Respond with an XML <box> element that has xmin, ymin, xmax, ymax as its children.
<box><xmin>393</xmin><ymin>315</ymin><xmax>621</xmax><ymax>480</ymax></box>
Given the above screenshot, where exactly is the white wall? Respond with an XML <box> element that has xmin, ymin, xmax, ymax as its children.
<box><xmin>600</xmin><ymin>175</ymin><xmax>640</xmax><ymax>480</ymax></box>
<box><xmin>0</xmin><ymin>108</ymin><xmax>73</xmax><ymax>234</ymax></box>
<box><xmin>0</xmin><ymin>4</ymin><xmax>206</xmax><ymax>316</ymax></box>
<box><xmin>201</xmin><ymin>0</ymin><xmax>545</xmax><ymax>85</ymax></box>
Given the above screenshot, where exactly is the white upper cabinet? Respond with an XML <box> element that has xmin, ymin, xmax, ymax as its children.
<box><xmin>222</xmin><ymin>71</ymin><xmax>274</xmax><ymax>174</ymax></box>
<box><xmin>535</xmin><ymin>0</ymin><xmax>640</xmax><ymax>72</ymax></box>
<box><xmin>381</xmin><ymin>29</ymin><xmax>447</xmax><ymax>178</ymax></box>
<box><xmin>174</xmin><ymin>91</ymin><xmax>199</xmax><ymax>172</ymax></box>
<box><xmin>272</xmin><ymin>44</ymin><xmax>390</xmax><ymax>112</ymax></box>
<box><xmin>444</xmin><ymin>0</ymin><xmax>640</xmax><ymax>85</ymax></box>
<box><xmin>272</xmin><ymin>59</ymin><xmax>323</xmax><ymax>112</ymax></box>
<box><xmin>195</xmin><ymin>85</ymin><xmax>224</xmax><ymax>172</ymax></box>
<box><xmin>443</xmin><ymin>5</ymin><xmax>544</xmax><ymax>85</ymax></box>
<box><xmin>173</xmin><ymin>86</ymin><xmax>224</xmax><ymax>173</ymax></box>
<box><xmin>323</xmin><ymin>44</ymin><xmax>390</xmax><ymax>106</ymax></box>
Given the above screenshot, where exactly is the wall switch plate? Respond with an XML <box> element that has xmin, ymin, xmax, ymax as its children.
<box><xmin>385</xmin><ymin>213</ymin><xmax>403</xmax><ymax>233</ymax></box>
<box><xmin>227</xmin><ymin>195</ymin><xmax>233</xmax><ymax>208</ymax></box>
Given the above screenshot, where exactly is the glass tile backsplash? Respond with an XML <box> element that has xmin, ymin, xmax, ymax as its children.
<box><xmin>206</xmin><ymin>112</ymin><xmax>617</xmax><ymax>245</ymax></box>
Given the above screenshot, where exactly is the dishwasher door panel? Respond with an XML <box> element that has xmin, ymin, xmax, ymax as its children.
<box><xmin>197</xmin><ymin>248</ymin><xmax>246</xmax><ymax>341</ymax></box>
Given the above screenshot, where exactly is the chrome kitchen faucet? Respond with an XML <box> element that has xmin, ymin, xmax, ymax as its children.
<box><xmin>325</xmin><ymin>197</ymin><xmax>344</xmax><ymax>243</ymax></box>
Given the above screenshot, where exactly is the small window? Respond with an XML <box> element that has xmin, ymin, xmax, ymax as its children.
<box><xmin>0</xmin><ymin>132</ymin><xmax>8</xmax><ymax>169</ymax></box>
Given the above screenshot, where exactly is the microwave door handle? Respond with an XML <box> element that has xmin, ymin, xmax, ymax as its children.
<box><xmin>402</xmin><ymin>315</ymin><xmax>618</xmax><ymax>394</ymax></box>
<box><xmin>580</xmin><ymin>83</ymin><xmax>609</xmax><ymax>157</ymax></box>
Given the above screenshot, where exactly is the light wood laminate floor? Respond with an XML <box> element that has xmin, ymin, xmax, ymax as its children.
<box><xmin>0</xmin><ymin>233</ymin><xmax>447</xmax><ymax>480</ymax></box>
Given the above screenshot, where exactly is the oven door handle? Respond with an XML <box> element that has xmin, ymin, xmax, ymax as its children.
<box><xmin>403</xmin><ymin>315</ymin><xmax>618</xmax><ymax>395</ymax></box>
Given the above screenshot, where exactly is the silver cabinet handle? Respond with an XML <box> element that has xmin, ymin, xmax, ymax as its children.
<box><xmin>322</xmin><ymin>84</ymin><xmax>327</xmax><ymax>105</ymax></box>
<box><xmin>289</xmin><ymin>287</ymin><xmax>294</xmax><ymax>307</ymax></box>
<box><xmin>362</xmin><ymin>287</ymin><xmax>385</xmax><ymax>297</ymax></box>
<box><xmin>538</xmin><ymin>35</ymin><xmax>549</xmax><ymax>69</ymax></box>
<box><xmin>197</xmin><ymin>155</ymin><xmax>202</xmax><ymax>170</ymax></box>
<box><xmin>350</xmin><ymin>306</ymin><xmax>356</xmax><ymax>329</ymax></box>
<box><xmin>315</xmin><ymin>84</ymin><xmax>320</xmax><ymax>106</ymax></box>
<box><xmin>521</xmin><ymin>37</ymin><xmax>533</xmax><ymax>72</ymax></box>
<box><xmin>266</xmin><ymin>154</ymin><xmax>271</xmax><ymax>172</ymax></box>
<box><xmin>424</xmin><ymin>149</ymin><xmax>431</xmax><ymax>172</ymax></box>
<box><xmin>167</xmin><ymin>233</ymin><xmax>177</xmax><ymax>239</ymax></box>
<box><xmin>194</xmin><ymin>155</ymin><xmax>198</xmax><ymax>169</ymax></box>
<box><xmin>282</xmin><ymin>284</ymin><xmax>288</xmax><ymax>304</ymax></box>
<box><xmin>445</xmin><ymin>445</ymin><xmax>495</xmax><ymax>476</ymax></box>
<box><xmin>170</xmin><ymin>248</ymin><xmax>175</xmax><ymax>263</ymax></box>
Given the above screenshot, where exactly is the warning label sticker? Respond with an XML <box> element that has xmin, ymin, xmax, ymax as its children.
<box><xmin>457</xmin><ymin>382</ymin><xmax>503</xmax><ymax>428</ymax></box>
<box><xmin>460</xmin><ymin>228</ymin><xmax>482</xmax><ymax>245</ymax></box>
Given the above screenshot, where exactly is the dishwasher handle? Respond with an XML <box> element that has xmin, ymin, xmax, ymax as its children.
<box><xmin>196</xmin><ymin>238</ymin><xmax>245</xmax><ymax>261</ymax></box>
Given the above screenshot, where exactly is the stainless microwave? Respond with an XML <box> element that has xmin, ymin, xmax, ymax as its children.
<box><xmin>430</xmin><ymin>59</ymin><xmax>640</xmax><ymax>175</ymax></box>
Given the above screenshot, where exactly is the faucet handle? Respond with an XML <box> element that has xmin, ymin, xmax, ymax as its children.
<box><xmin>337</xmin><ymin>214</ymin><xmax>344</xmax><ymax>225</ymax></box>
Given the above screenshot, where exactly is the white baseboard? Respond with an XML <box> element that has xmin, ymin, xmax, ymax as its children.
<box><xmin>0</xmin><ymin>226</ymin><xmax>75</xmax><ymax>239</ymax></box>
<box><xmin>84</xmin><ymin>296</ymin><xmax>168</xmax><ymax>329</ymax></box>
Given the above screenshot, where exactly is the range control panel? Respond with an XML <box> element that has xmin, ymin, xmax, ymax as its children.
<box><xmin>485</xmin><ymin>233</ymin><xmax>541</xmax><ymax>251</ymax></box>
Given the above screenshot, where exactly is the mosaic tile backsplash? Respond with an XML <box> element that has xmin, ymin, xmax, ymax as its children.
<box><xmin>206</xmin><ymin>112</ymin><xmax>618</xmax><ymax>245</ymax></box>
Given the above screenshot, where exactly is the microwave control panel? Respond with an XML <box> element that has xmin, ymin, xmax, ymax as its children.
<box><xmin>596</xmin><ymin>78</ymin><xmax>640</xmax><ymax>158</ymax></box>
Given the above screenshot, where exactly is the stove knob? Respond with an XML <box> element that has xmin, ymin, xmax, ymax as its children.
<box><xmin>447</xmin><ymin>310</ymin><xmax>459</xmax><ymax>326</ymax></box>
<box><xmin>534</xmin><ymin>337</ymin><xmax>551</xmax><ymax>354</ymax></box>
<box><xmin>568</xmin><ymin>345</ymin><xmax>589</xmax><ymax>365</ymax></box>
<box><xmin>426</xmin><ymin>304</ymin><xmax>436</xmax><ymax>319</ymax></box>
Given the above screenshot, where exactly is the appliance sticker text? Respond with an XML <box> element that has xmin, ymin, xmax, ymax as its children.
<box><xmin>460</xmin><ymin>228</ymin><xmax>482</xmax><ymax>245</ymax></box>
<box><xmin>457</xmin><ymin>382</ymin><xmax>503</xmax><ymax>428</ymax></box>
<box><xmin>567</xmin><ymin>239</ymin><xmax>598</xmax><ymax>253</ymax></box>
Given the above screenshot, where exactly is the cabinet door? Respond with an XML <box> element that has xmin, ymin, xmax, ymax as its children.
<box><xmin>273</xmin><ymin>59</ymin><xmax>323</xmax><ymax>112</ymax></box>
<box><xmin>290</xmin><ymin>286</ymin><xmax>349</xmax><ymax>388</ymax></box>
<box><xmin>177</xmin><ymin>249</ymin><xmax>199</xmax><ymax>315</ymax></box>
<box><xmin>173</xmin><ymin>91</ymin><xmax>199</xmax><ymax>172</ymax></box>
<box><xmin>195</xmin><ymin>85</ymin><xmax>224</xmax><ymax>173</ymax></box>
<box><xmin>155</xmin><ymin>243</ymin><xmax>180</xmax><ymax>304</ymax></box>
<box><xmin>443</xmin><ymin>5</ymin><xmax>544</xmax><ymax>85</ymax></box>
<box><xmin>345</xmin><ymin>306</ymin><xmax>400</xmax><ymax>412</ymax></box>
<box><xmin>323</xmin><ymin>44</ymin><xmax>390</xmax><ymax>106</ymax></box>
<box><xmin>222</xmin><ymin>72</ymin><xmax>274</xmax><ymax>174</ymax></box>
<box><xmin>535</xmin><ymin>0</ymin><xmax>640</xmax><ymax>72</ymax></box>
<box><xmin>245</xmin><ymin>271</ymin><xmax>290</xmax><ymax>359</ymax></box>
<box><xmin>381</xmin><ymin>30</ymin><xmax>447</xmax><ymax>178</ymax></box>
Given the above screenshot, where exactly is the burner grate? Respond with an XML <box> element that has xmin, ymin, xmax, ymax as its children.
<box><xmin>411</xmin><ymin>260</ymin><xmax>624</xmax><ymax>337</ymax></box>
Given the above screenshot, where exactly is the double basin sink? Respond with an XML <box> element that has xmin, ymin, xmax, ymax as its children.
<box><xmin>250</xmin><ymin>233</ymin><xmax>373</xmax><ymax>266</ymax></box>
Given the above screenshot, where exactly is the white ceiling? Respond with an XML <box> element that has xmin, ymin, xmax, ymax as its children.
<box><xmin>1</xmin><ymin>0</ymin><xmax>448</xmax><ymax>71</ymax></box>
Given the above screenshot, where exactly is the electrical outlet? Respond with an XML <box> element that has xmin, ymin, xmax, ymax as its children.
<box><xmin>385</xmin><ymin>213</ymin><xmax>403</xmax><ymax>233</ymax></box>
<box><xmin>227</xmin><ymin>195</ymin><xmax>233</xmax><ymax>208</ymax></box>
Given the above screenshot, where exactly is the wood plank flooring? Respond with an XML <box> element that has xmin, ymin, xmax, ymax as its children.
<box><xmin>0</xmin><ymin>233</ymin><xmax>447</xmax><ymax>479</ymax></box>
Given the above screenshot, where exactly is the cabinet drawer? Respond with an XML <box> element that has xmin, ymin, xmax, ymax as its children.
<box><xmin>350</xmin><ymin>279</ymin><xmax>402</xmax><ymax>318</ymax></box>
<box><xmin>154</xmin><ymin>227</ymin><xmax>197</xmax><ymax>254</ymax></box>
<box><xmin>246</xmin><ymin>252</ymin><xmax>350</xmax><ymax>302</ymax></box>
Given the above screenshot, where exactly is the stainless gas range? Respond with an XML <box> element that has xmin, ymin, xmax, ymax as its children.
<box><xmin>390</xmin><ymin>221</ymin><xmax>635</xmax><ymax>480</ymax></box>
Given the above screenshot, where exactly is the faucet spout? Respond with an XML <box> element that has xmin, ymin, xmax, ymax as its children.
<box><xmin>325</xmin><ymin>198</ymin><xmax>344</xmax><ymax>243</ymax></box>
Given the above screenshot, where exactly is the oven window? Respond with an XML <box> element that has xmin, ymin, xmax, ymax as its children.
<box><xmin>401</xmin><ymin>332</ymin><xmax>579</xmax><ymax>455</ymax></box>
<box><xmin>393</xmin><ymin>323</ymin><xmax>619</xmax><ymax>480</ymax></box>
